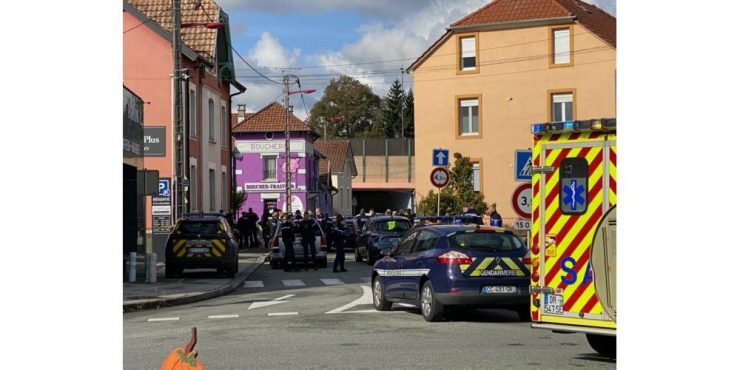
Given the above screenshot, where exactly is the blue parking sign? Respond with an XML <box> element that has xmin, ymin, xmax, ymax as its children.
<box><xmin>515</xmin><ymin>150</ymin><xmax>532</xmax><ymax>182</ymax></box>
<box><xmin>158</xmin><ymin>179</ymin><xmax>170</xmax><ymax>196</ymax></box>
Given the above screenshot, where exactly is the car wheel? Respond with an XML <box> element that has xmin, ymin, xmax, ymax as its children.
<box><xmin>516</xmin><ymin>306</ymin><xmax>531</xmax><ymax>321</ymax></box>
<box><xmin>372</xmin><ymin>277</ymin><xmax>392</xmax><ymax>311</ymax></box>
<box><xmin>421</xmin><ymin>280</ymin><xmax>445</xmax><ymax>322</ymax></box>
<box><xmin>586</xmin><ymin>334</ymin><xmax>616</xmax><ymax>358</ymax></box>
<box><xmin>355</xmin><ymin>248</ymin><xmax>363</xmax><ymax>262</ymax></box>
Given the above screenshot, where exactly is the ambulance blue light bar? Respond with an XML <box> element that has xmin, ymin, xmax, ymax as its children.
<box><xmin>531</xmin><ymin>118</ymin><xmax>616</xmax><ymax>134</ymax></box>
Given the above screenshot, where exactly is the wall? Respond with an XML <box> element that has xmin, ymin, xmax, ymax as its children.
<box><xmin>412</xmin><ymin>23</ymin><xmax>615</xmax><ymax>220</ymax></box>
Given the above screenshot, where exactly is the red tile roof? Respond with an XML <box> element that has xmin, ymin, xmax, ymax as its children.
<box><xmin>127</xmin><ymin>0</ymin><xmax>221</xmax><ymax>64</ymax></box>
<box><xmin>314</xmin><ymin>140</ymin><xmax>352</xmax><ymax>176</ymax></box>
<box><xmin>231</xmin><ymin>102</ymin><xmax>316</xmax><ymax>135</ymax></box>
<box><xmin>450</xmin><ymin>0</ymin><xmax>615</xmax><ymax>47</ymax></box>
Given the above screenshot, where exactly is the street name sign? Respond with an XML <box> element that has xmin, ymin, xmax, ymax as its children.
<box><xmin>433</xmin><ymin>148</ymin><xmax>449</xmax><ymax>167</ymax></box>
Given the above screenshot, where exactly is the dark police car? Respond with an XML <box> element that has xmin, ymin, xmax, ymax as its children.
<box><xmin>355</xmin><ymin>216</ymin><xmax>412</xmax><ymax>265</ymax></box>
<box><xmin>371</xmin><ymin>224</ymin><xmax>530</xmax><ymax>322</ymax></box>
<box><xmin>165</xmin><ymin>213</ymin><xmax>239</xmax><ymax>278</ymax></box>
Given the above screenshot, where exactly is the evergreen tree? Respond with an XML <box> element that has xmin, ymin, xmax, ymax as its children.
<box><xmin>306</xmin><ymin>75</ymin><xmax>381</xmax><ymax>138</ymax></box>
<box><xmin>380</xmin><ymin>79</ymin><xmax>405</xmax><ymax>138</ymax></box>
<box><xmin>403</xmin><ymin>89</ymin><xmax>414</xmax><ymax>138</ymax></box>
<box><xmin>416</xmin><ymin>152</ymin><xmax>488</xmax><ymax>215</ymax></box>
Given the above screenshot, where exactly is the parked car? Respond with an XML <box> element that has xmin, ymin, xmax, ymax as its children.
<box><xmin>164</xmin><ymin>213</ymin><xmax>239</xmax><ymax>278</ymax></box>
<box><xmin>355</xmin><ymin>216</ymin><xmax>413</xmax><ymax>265</ymax></box>
<box><xmin>371</xmin><ymin>224</ymin><xmax>531</xmax><ymax>322</ymax></box>
<box><xmin>269</xmin><ymin>219</ymin><xmax>328</xmax><ymax>269</ymax></box>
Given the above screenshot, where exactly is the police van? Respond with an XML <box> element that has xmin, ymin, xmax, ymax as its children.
<box><xmin>528</xmin><ymin>118</ymin><xmax>616</xmax><ymax>358</ymax></box>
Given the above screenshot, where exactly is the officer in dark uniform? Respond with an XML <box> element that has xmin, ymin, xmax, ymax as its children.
<box><xmin>332</xmin><ymin>214</ymin><xmax>348</xmax><ymax>273</ymax></box>
<box><xmin>237</xmin><ymin>212</ymin><xmax>249</xmax><ymax>249</ymax></box>
<box><xmin>300</xmin><ymin>212</ymin><xmax>318</xmax><ymax>271</ymax></box>
<box><xmin>281</xmin><ymin>215</ymin><xmax>297</xmax><ymax>272</ymax></box>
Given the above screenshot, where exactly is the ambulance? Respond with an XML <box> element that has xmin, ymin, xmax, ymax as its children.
<box><xmin>528</xmin><ymin>118</ymin><xmax>616</xmax><ymax>358</ymax></box>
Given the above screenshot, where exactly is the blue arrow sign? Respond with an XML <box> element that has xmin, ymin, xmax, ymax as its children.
<box><xmin>433</xmin><ymin>149</ymin><xmax>449</xmax><ymax>167</ymax></box>
<box><xmin>515</xmin><ymin>150</ymin><xmax>532</xmax><ymax>182</ymax></box>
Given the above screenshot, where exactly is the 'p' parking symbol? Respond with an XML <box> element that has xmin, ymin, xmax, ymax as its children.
<box><xmin>158</xmin><ymin>179</ymin><xmax>170</xmax><ymax>196</ymax></box>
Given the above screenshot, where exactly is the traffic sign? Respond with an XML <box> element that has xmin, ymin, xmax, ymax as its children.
<box><xmin>515</xmin><ymin>150</ymin><xmax>532</xmax><ymax>182</ymax></box>
<box><xmin>513</xmin><ymin>219</ymin><xmax>531</xmax><ymax>230</ymax></box>
<box><xmin>433</xmin><ymin>148</ymin><xmax>449</xmax><ymax>167</ymax></box>
<box><xmin>430</xmin><ymin>167</ymin><xmax>450</xmax><ymax>188</ymax></box>
<box><xmin>511</xmin><ymin>183</ymin><xmax>532</xmax><ymax>218</ymax></box>
<box><xmin>158</xmin><ymin>179</ymin><xmax>170</xmax><ymax>197</ymax></box>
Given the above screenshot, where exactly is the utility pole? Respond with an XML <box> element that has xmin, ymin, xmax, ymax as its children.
<box><xmin>172</xmin><ymin>0</ymin><xmax>185</xmax><ymax>220</ymax></box>
<box><xmin>284</xmin><ymin>74</ymin><xmax>292</xmax><ymax>214</ymax></box>
<box><xmin>400</xmin><ymin>66</ymin><xmax>405</xmax><ymax>139</ymax></box>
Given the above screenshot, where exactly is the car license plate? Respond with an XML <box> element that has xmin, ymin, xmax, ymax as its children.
<box><xmin>188</xmin><ymin>247</ymin><xmax>210</xmax><ymax>253</ymax></box>
<box><xmin>482</xmin><ymin>286</ymin><xmax>517</xmax><ymax>294</ymax></box>
<box><xmin>543</xmin><ymin>294</ymin><xmax>563</xmax><ymax>314</ymax></box>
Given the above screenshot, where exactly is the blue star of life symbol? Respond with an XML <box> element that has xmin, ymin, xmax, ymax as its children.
<box><xmin>563</xmin><ymin>179</ymin><xmax>585</xmax><ymax>210</ymax></box>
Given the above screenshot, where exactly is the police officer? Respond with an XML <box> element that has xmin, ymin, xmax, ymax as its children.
<box><xmin>281</xmin><ymin>215</ymin><xmax>297</xmax><ymax>272</ymax></box>
<box><xmin>237</xmin><ymin>212</ymin><xmax>249</xmax><ymax>249</ymax></box>
<box><xmin>245</xmin><ymin>208</ymin><xmax>259</xmax><ymax>248</ymax></box>
<box><xmin>300</xmin><ymin>212</ymin><xmax>318</xmax><ymax>271</ymax></box>
<box><xmin>332</xmin><ymin>214</ymin><xmax>348</xmax><ymax>273</ymax></box>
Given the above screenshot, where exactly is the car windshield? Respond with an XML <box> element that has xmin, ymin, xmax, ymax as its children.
<box><xmin>175</xmin><ymin>221</ymin><xmax>222</xmax><ymax>235</ymax></box>
<box><xmin>374</xmin><ymin>220</ymin><xmax>412</xmax><ymax>232</ymax></box>
<box><xmin>448</xmin><ymin>232</ymin><xmax>524</xmax><ymax>251</ymax></box>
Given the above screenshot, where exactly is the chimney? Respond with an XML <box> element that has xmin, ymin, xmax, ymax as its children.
<box><xmin>237</xmin><ymin>104</ymin><xmax>246</xmax><ymax>123</ymax></box>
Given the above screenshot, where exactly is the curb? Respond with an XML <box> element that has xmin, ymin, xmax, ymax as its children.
<box><xmin>123</xmin><ymin>254</ymin><xmax>268</xmax><ymax>313</ymax></box>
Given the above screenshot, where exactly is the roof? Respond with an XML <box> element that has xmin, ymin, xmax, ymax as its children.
<box><xmin>231</xmin><ymin>102</ymin><xmax>317</xmax><ymax>135</ymax></box>
<box><xmin>314</xmin><ymin>140</ymin><xmax>357</xmax><ymax>176</ymax></box>
<box><xmin>126</xmin><ymin>0</ymin><xmax>221</xmax><ymax>65</ymax></box>
<box><xmin>409</xmin><ymin>0</ymin><xmax>615</xmax><ymax>71</ymax></box>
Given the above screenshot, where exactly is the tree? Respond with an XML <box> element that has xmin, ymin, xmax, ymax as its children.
<box><xmin>380</xmin><ymin>80</ymin><xmax>405</xmax><ymax>138</ymax></box>
<box><xmin>416</xmin><ymin>152</ymin><xmax>488</xmax><ymax>215</ymax></box>
<box><xmin>403</xmin><ymin>89</ymin><xmax>414</xmax><ymax>138</ymax></box>
<box><xmin>307</xmin><ymin>75</ymin><xmax>381</xmax><ymax>139</ymax></box>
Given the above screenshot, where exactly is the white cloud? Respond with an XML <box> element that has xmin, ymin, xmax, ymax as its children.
<box><xmin>247</xmin><ymin>32</ymin><xmax>300</xmax><ymax>68</ymax></box>
<box><xmin>218</xmin><ymin>0</ymin><xmax>432</xmax><ymax>20</ymax></box>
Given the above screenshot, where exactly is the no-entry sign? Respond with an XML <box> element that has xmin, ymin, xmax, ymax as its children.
<box><xmin>511</xmin><ymin>183</ymin><xmax>532</xmax><ymax>219</ymax></box>
<box><xmin>430</xmin><ymin>167</ymin><xmax>450</xmax><ymax>188</ymax></box>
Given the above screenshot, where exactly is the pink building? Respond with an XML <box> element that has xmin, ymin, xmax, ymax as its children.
<box><xmin>123</xmin><ymin>0</ymin><xmax>245</xmax><ymax>246</ymax></box>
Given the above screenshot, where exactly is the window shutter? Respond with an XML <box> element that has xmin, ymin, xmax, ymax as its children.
<box><xmin>461</xmin><ymin>37</ymin><xmax>475</xmax><ymax>58</ymax></box>
<box><xmin>552</xmin><ymin>93</ymin><xmax>572</xmax><ymax>104</ymax></box>
<box><xmin>553</xmin><ymin>29</ymin><xmax>570</xmax><ymax>64</ymax></box>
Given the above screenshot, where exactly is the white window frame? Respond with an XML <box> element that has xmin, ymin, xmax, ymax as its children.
<box><xmin>460</xmin><ymin>36</ymin><xmax>476</xmax><ymax>71</ymax></box>
<box><xmin>472</xmin><ymin>163</ymin><xmax>480</xmax><ymax>192</ymax></box>
<box><xmin>458</xmin><ymin>98</ymin><xmax>479</xmax><ymax>136</ymax></box>
<box><xmin>263</xmin><ymin>156</ymin><xmax>277</xmax><ymax>181</ymax></box>
<box><xmin>552</xmin><ymin>28</ymin><xmax>571</xmax><ymax>65</ymax></box>
<box><xmin>551</xmin><ymin>93</ymin><xmax>573</xmax><ymax>122</ymax></box>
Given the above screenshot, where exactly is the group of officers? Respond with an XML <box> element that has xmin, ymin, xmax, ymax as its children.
<box><xmin>276</xmin><ymin>209</ymin><xmax>348</xmax><ymax>273</ymax></box>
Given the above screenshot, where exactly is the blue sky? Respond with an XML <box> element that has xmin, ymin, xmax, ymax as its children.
<box><xmin>219</xmin><ymin>0</ymin><xmax>617</xmax><ymax>119</ymax></box>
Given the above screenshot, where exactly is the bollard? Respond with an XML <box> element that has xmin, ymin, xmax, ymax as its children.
<box><xmin>147</xmin><ymin>253</ymin><xmax>157</xmax><ymax>284</ymax></box>
<box><xmin>128</xmin><ymin>252</ymin><xmax>137</xmax><ymax>283</ymax></box>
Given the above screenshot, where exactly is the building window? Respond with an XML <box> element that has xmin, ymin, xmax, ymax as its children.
<box><xmin>222</xmin><ymin>171</ymin><xmax>227</xmax><ymax>211</ymax></box>
<box><xmin>263</xmin><ymin>156</ymin><xmax>277</xmax><ymax>180</ymax></box>
<box><xmin>189</xmin><ymin>164</ymin><xmax>197</xmax><ymax>211</ymax></box>
<box><xmin>551</xmin><ymin>27</ymin><xmax>572</xmax><ymax>66</ymax></box>
<box><xmin>551</xmin><ymin>92</ymin><xmax>574</xmax><ymax>122</ymax></box>
<box><xmin>189</xmin><ymin>90</ymin><xmax>196</xmax><ymax>138</ymax></box>
<box><xmin>221</xmin><ymin>106</ymin><xmax>226</xmax><ymax>146</ymax></box>
<box><xmin>458</xmin><ymin>98</ymin><xmax>479</xmax><ymax>136</ymax></box>
<box><xmin>208</xmin><ymin>99</ymin><xmax>215</xmax><ymax>142</ymax></box>
<box><xmin>472</xmin><ymin>162</ymin><xmax>481</xmax><ymax>192</ymax></box>
<box><xmin>459</xmin><ymin>36</ymin><xmax>477</xmax><ymax>71</ymax></box>
<box><xmin>209</xmin><ymin>169</ymin><xmax>216</xmax><ymax>211</ymax></box>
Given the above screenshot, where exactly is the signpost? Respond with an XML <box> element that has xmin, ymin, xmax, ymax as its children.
<box><xmin>515</xmin><ymin>149</ymin><xmax>532</xmax><ymax>182</ymax></box>
<box><xmin>430</xmin><ymin>167</ymin><xmax>450</xmax><ymax>216</ymax></box>
<box><xmin>511</xmin><ymin>183</ymin><xmax>532</xmax><ymax>219</ymax></box>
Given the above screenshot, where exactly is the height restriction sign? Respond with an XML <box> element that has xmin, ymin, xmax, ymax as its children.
<box><xmin>511</xmin><ymin>183</ymin><xmax>532</xmax><ymax>219</ymax></box>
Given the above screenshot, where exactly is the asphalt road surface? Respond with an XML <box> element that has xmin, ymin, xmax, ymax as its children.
<box><xmin>124</xmin><ymin>252</ymin><xmax>616</xmax><ymax>369</ymax></box>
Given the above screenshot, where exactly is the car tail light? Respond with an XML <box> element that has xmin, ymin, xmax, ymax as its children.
<box><xmin>448</xmin><ymin>288</ymin><xmax>460</xmax><ymax>294</ymax></box>
<box><xmin>437</xmin><ymin>251</ymin><xmax>472</xmax><ymax>265</ymax></box>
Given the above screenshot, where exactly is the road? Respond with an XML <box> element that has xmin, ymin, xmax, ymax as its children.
<box><xmin>123</xmin><ymin>252</ymin><xmax>616</xmax><ymax>369</ymax></box>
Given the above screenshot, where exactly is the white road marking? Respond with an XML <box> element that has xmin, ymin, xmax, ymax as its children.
<box><xmin>268</xmin><ymin>312</ymin><xmax>299</xmax><ymax>316</ymax></box>
<box><xmin>282</xmin><ymin>279</ymin><xmax>305</xmax><ymax>287</ymax></box>
<box><xmin>248</xmin><ymin>300</ymin><xmax>287</xmax><ymax>310</ymax></box>
<box><xmin>208</xmin><ymin>314</ymin><xmax>239</xmax><ymax>319</ymax></box>
<box><xmin>325</xmin><ymin>285</ymin><xmax>373</xmax><ymax>314</ymax></box>
<box><xmin>274</xmin><ymin>294</ymin><xmax>295</xmax><ymax>301</ymax></box>
<box><xmin>147</xmin><ymin>317</ymin><xmax>180</xmax><ymax>322</ymax></box>
<box><xmin>320</xmin><ymin>278</ymin><xmax>344</xmax><ymax>285</ymax></box>
<box><xmin>244</xmin><ymin>281</ymin><xmax>264</xmax><ymax>288</ymax></box>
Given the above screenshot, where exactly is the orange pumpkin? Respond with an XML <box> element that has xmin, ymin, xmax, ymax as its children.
<box><xmin>161</xmin><ymin>327</ymin><xmax>205</xmax><ymax>370</ymax></box>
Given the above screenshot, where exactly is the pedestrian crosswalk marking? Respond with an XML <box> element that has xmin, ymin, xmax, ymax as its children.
<box><xmin>282</xmin><ymin>279</ymin><xmax>306</xmax><ymax>287</ymax></box>
<box><xmin>147</xmin><ymin>317</ymin><xmax>180</xmax><ymax>322</ymax></box>
<box><xmin>320</xmin><ymin>278</ymin><xmax>344</xmax><ymax>285</ymax></box>
<box><xmin>268</xmin><ymin>312</ymin><xmax>299</xmax><ymax>316</ymax></box>
<box><xmin>244</xmin><ymin>281</ymin><xmax>264</xmax><ymax>288</ymax></box>
<box><xmin>208</xmin><ymin>314</ymin><xmax>239</xmax><ymax>319</ymax></box>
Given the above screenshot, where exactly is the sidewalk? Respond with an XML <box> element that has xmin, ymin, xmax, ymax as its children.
<box><xmin>123</xmin><ymin>248</ymin><xmax>269</xmax><ymax>312</ymax></box>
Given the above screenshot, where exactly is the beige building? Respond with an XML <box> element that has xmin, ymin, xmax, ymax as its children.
<box><xmin>409</xmin><ymin>0</ymin><xmax>615</xmax><ymax>221</ymax></box>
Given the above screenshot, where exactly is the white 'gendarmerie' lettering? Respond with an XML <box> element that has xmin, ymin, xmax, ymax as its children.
<box><xmin>374</xmin><ymin>269</ymin><xmax>430</xmax><ymax>277</ymax></box>
<box><xmin>480</xmin><ymin>269</ymin><xmax>517</xmax><ymax>276</ymax></box>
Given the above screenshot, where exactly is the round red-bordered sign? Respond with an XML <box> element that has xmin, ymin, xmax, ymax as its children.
<box><xmin>430</xmin><ymin>167</ymin><xmax>450</xmax><ymax>188</ymax></box>
<box><xmin>511</xmin><ymin>183</ymin><xmax>532</xmax><ymax>219</ymax></box>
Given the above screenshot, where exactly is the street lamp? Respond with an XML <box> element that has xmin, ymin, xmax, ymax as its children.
<box><xmin>283</xmin><ymin>77</ymin><xmax>315</xmax><ymax>214</ymax></box>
